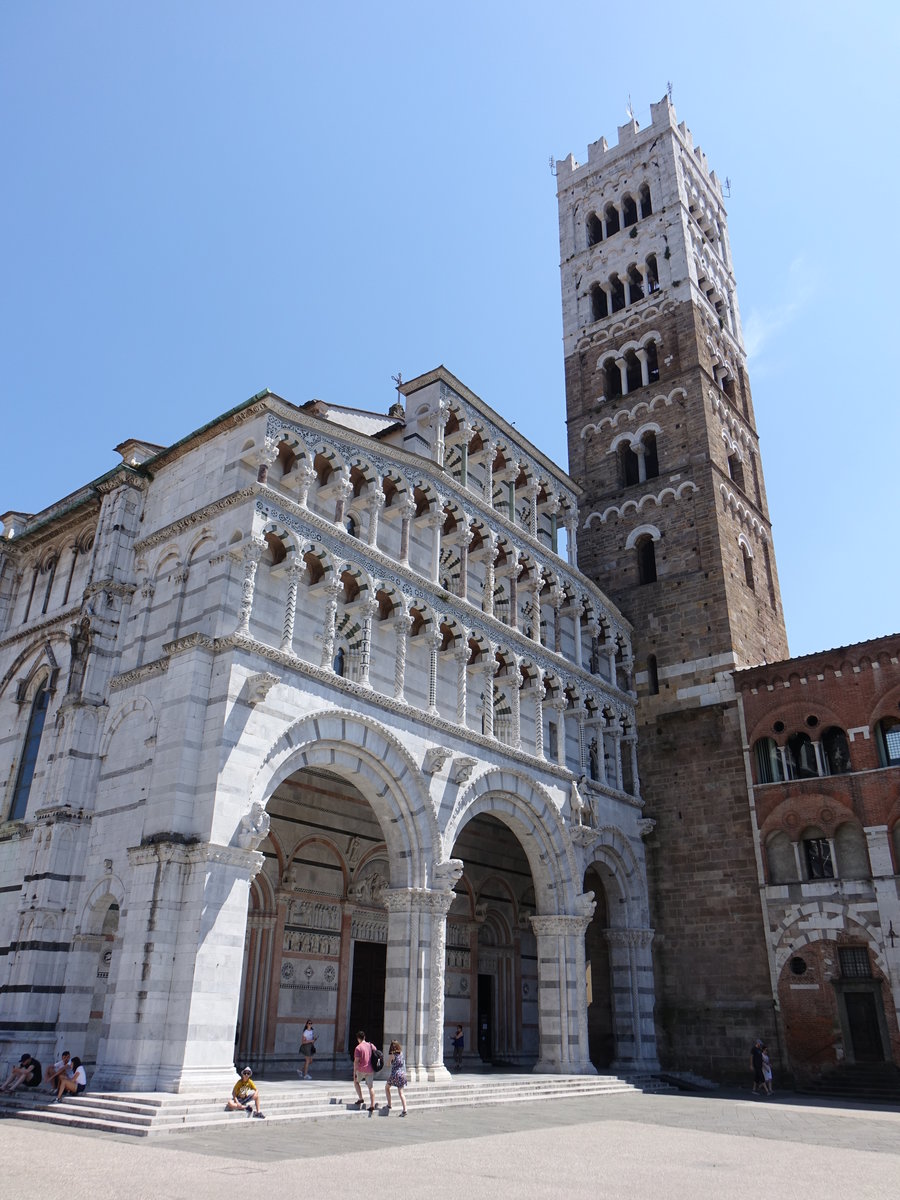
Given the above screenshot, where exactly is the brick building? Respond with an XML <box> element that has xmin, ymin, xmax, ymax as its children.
<box><xmin>736</xmin><ymin>635</ymin><xmax>900</xmax><ymax>1081</ymax></box>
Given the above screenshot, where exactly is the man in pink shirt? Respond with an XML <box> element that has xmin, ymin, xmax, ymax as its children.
<box><xmin>353</xmin><ymin>1030</ymin><xmax>376</xmax><ymax>1111</ymax></box>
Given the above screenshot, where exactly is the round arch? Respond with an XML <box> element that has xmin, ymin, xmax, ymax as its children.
<box><xmin>444</xmin><ymin>769</ymin><xmax>579</xmax><ymax>914</ymax></box>
<box><xmin>250</xmin><ymin>709</ymin><xmax>439</xmax><ymax>889</ymax></box>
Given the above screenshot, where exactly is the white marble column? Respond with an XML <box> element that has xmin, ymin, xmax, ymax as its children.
<box><xmin>280</xmin><ymin>560</ymin><xmax>304</xmax><ymax>652</ymax></box>
<box><xmin>393</xmin><ymin>607</ymin><xmax>414</xmax><ymax>701</ymax></box>
<box><xmin>319</xmin><ymin>577</ymin><xmax>343</xmax><ymax>669</ymax></box>
<box><xmin>236</xmin><ymin>536</ymin><xmax>265</xmax><ymax>636</ymax></box>
<box><xmin>455</xmin><ymin>642</ymin><xmax>470</xmax><ymax>727</ymax></box>
<box><xmin>530</xmin><ymin>907</ymin><xmax>597</xmax><ymax>1075</ymax></box>
<box><xmin>357</xmin><ymin>596</ymin><xmax>380</xmax><ymax>688</ymax></box>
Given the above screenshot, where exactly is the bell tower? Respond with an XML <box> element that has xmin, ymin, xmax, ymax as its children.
<box><xmin>557</xmin><ymin>96</ymin><xmax>789</xmax><ymax>1078</ymax></box>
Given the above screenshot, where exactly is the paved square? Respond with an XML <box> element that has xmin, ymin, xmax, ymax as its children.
<box><xmin>2</xmin><ymin>1090</ymin><xmax>898</xmax><ymax>1199</ymax></box>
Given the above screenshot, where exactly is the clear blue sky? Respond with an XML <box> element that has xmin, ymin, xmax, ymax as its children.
<box><xmin>2</xmin><ymin>1</ymin><xmax>896</xmax><ymax>657</ymax></box>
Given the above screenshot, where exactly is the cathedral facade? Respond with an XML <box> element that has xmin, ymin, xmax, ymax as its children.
<box><xmin>0</xmin><ymin>368</ymin><xmax>658</xmax><ymax>1092</ymax></box>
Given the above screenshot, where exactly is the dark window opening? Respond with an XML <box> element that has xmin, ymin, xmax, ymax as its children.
<box><xmin>647</xmin><ymin>654</ymin><xmax>659</xmax><ymax>696</ymax></box>
<box><xmin>590</xmin><ymin>284</ymin><xmax>608</xmax><ymax>322</ymax></box>
<box><xmin>645</xmin><ymin>341</ymin><xmax>660</xmax><ymax>383</ymax></box>
<box><xmin>622</xmin><ymin>195</ymin><xmax>638</xmax><ymax>227</ymax></box>
<box><xmin>609</xmin><ymin>275</ymin><xmax>626</xmax><ymax>313</ymax></box>
<box><xmin>645</xmin><ymin>253</ymin><xmax>659</xmax><ymax>293</ymax></box>
<box><xmin>754</xmin><ymin>737</ymin><xmax>784</xmax><ymax>784</ymax></box>
<box><xmin>10</xmin><ymin>682</ymin><xmax>50</xmax><ymax>821</ymax></box>
<box><xmin>742</xmin><ymin>545</ymin><xmax>755</xmax><ymax>590</ymax></box>
<box><xmin>625</xmin><ymin>354</ymin><xmax>643</xmax><ymax>393</ymax></box>
<box><xmin>804</xmin><ymin>837</ymin><xmax>834</xmax><ymax>879</ymax></box>
<box><xmin>728</xmin><ymin>453</ymin><xmax>745</xmax><ymax>490</ymax></box>
<box><xmin>604</xmin><ymin>204</ymin><xmax>620</xmax><ymax>236</ymax></box>
<box><xmin>822</xmin><ymin>727</ymin><xmax>852</xmax><ymax>775</ymax></box>
<box><xmin>643</xmin><ymin>432</ymin><xmax>659</xmax><ymax>479</ymax></box>
<box><xmin>604</xmin><ymin>360</ymin><xmax>623</xmax><ymax>399</ymax></box>
<box><xmin>587</xmin><ymin>212</ymin><xmax>603</xmax><ymax>247</ymax></box>
<box><xmin>333</xmin><ymin>647</ymin><xmax>345</xmax><ymax>677</ymax></box>
<box><xmin>636</xmin><ymin>536</ymin><xmax>657</xmax><ymax>585</ymax></box>
<box><xmin>619</xmin><ymin>444</ymin><xmax>640</xmax><ymax>488</ymax></box>
<box><xmin>787</xmin><ymin>732</ymin><xmax>818</xmax><ymax>779</ymax></box>
<box><xmin>876</xmin><ymin>718</ymin><xmax>900</xmax><ymax>767</ymax></box>
<box><xmin>722</xmin><ymin>375</ymin><xmax>735</xmax><ymax>400</ymax></box>
<box><xmin>639</xmin><ymin>184</ymin><xmax>652</xmax><ymax>219</ymax></box>
<box><xmin>627</xmin><ymin>267</ymin><xmax>644</xmax><ymax>302</ymax></box>
<box><xmin>789</xmin><ymin>956</ymin><xmax>807</xmax><ymax>976</ymax></box>
<box><xmin>839</xmin><ymin>947</ymin><xmax>872</xmax><ymax>978</ymax></box>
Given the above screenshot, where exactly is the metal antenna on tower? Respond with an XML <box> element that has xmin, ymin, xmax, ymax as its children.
<box><xmin>548</xmin><ymin>154</ymin><xmax>557</xmax><ymax>177</ymax></box>
<box><xmin>724</xmin><ymin>177</ymin><xmax>732</xmax><ymax>198</ymax></box>
<box><xmin>666</xmin><ymin>81</ymin><xmax>674</xmax><ymax>103</ymax></box>
<box><xmin>626</xmin><ymin>94</ymin><xmax>635</xmax><ymax>121</ymax></box>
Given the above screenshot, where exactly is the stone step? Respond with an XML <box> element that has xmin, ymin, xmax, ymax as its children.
<box><xmin>0</xmin><ymin>1073</ymin><xmax>656</xmax><ymax>1137</ymax></box>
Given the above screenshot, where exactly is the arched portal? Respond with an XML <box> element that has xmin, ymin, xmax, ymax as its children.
<box><xmin>238</xmin><ymin>765</ymin><xmax>392</xmax><ymax>1073</ymax></box>
<box><xmin>446</xmin><ymin>814</ymin><xmax>538</xmax><ymax>1069</ymax></box>
<box><xmin>583</xmin><ymin>863</ymin><xmax>613</xmax><ymax>1066</ymax></box>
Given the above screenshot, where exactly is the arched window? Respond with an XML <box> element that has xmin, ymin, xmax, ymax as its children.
<box><xmin>609</xmin><ymin>274</ymin><xmax>626</xmax><ymax>313</ymax></box>
<box><xmin>622</xmin><ymin>195</ymin><xmax>638</xmax><ymax>227</ymax></box>
<box><xmin>590</xmin><ymin>283</ymin><xmax>608</xmax><ymax>322</ymax></box>
<box><xmin>604</xmin><ymin>359</ymin><xmax>623</xmax><ymax>399</ymax></box>
<box><xmin>10</xmin><ymin>681</ymin><xmax>50</xmax><ymax>821</ymax></box>
<box><xmin>645</xmin><ymin>341</ymin><xmax>660</xmax><ymax>383</ymax></box>
<box><xmin>587</xmin><ymin>212</ymin><xmax>603</xmax><ymax>247</ymax></box>
<box><xmin>345</xmin><ymin>514</ymin><xmax>359</xmax><ymax>538</ymax></box>
<box><xmin>604</xmin><ymin>203</ymin><xmax>620</xmax><ymax>236</ymax></box>
<box><xmin>786</xmin><ymin>732</ymin><xmax>818</xmax><ymax>780</ymax></box>
<box><xmin>625</xmin><ymin>353</ymin><xmax>643</xmax><ymax>393</ymax></box>
<box><xmin>800</xmin><ymin>827</ymin><xmax>834</xmax><ymax>879</ymax></box>
<box><xmin>333</xmin><ymin>646</ymin><xmax>345</xmax><ymax>677</ymax></box>
<box><xmin>627</xmin><ymin>266</ymin><xmax>644</xmax><ymax>302</ymax></box>
<box><xmin>636</xmin><ymin>535</ymin><xmax>657</xmax><ymax>585</ymax></box>
<box><xmin>728</xmin><ymin>452</ymin><xmax>745</xmax><ymax>491</ymax></box>
<box><xmin>753</xmin><ymin>737</ymin><xmax>784</xmax><ymax>784</ymax></box>
<box><xmin>619</xmin><ymin>443</ymin><xmax>640</xmax><ymax>487</ymax></box>
<box><xmin>741</xmin><ymin>543</ymin><xmax>754</xmax><ymax>590</ymax></box>
<box><xmin>642</xmin><ymin>432</ymin><xmax>659</xmax><ymax>480</ymax></box>
<box><xmin>875</xmin><ymin>716</ymin><xmax>900</xmax><ymax>766</ymax></box>
<box><xmin>821</xmin><ymin>726</ymin><xmax>852</xmax><ymax>775</ymax></box>
<box><xmin>639</xmin><ymin>184</ymin><xmax>653</xmax><ymax>219</ymax></box>
<box><xmin>645</xmin><ymin>253</ymin><xmax>659</xmax><ymax>293</ymax></box>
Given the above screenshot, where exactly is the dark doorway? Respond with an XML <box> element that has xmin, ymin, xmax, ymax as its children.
<box><xmin>845</xmin><ymin>991</ymin><xmax>885</xmax><ymax>1063</ymax></box>
<box><xmin>349</xmin><ymin>941</ymin><xmax>386</xmax><ymax>1052</ymax></box>
<box><xmin>477</xmin><ymin>974</ymin><xmax>493</xmax><ymax>1062</ymax></box>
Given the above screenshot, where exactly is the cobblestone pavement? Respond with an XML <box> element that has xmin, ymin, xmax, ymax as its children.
<box><xmin>3</xmin><ymin>1089</ymin><xmax>898</xmax><ymax>1200</ymax></box>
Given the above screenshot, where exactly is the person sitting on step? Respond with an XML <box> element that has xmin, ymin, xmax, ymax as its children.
<box><xmin>225</xmin><ymin>1066</ymin><xmax>266</xmax><ymax>1117</ymax></box>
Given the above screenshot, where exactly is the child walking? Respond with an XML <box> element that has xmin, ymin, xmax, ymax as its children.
<box><xmin>385</xmin><ymin>1040</ymin><xmax>408</xmax><ymax>1116</ymax></box>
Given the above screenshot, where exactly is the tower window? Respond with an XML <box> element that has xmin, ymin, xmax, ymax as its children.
<box><xmin>625</xmin><ymin>353</ymin><xmax>643</xmax><ymax>393</ymax></box>
<box><xmin>10</xmin><ymin>681</ymin><xmax>50</xmax><ymax>821</ymax></box>
<box><xmin>622</xmin><ymin>195</ymin><xmax>638</xmax><ymax>227</ymax></box>
<box><xmin>838</xmin><ymin>947</ymin><xmax>872</xmax><ymax>978</ymax></box>
<box><xmin>639</xmin><ymin>184</ymin><xmax>653</xmax><ymax>219</ymax></box>
<box><xmin>590</xmin><ymin>284</ymin><xmax>608</xmax><ymax>322</ymax></box>
<box><xmin>609</xmin><ymin>274</ymin><xmax>626</xmax><ymax>313</ymax></box>
<box><xmin>604</xmin><ymin>203</ymin><xmax>620</xmax><ymax>236</ymax></box>
<box><xmin>645</xmin><ymin>341</ymin><xmax>660</xmax><ymax>383</ymax></box>
<box><xmin>642</xmin><ymin>432</ymin><xmax>659</xmax><ymax>479</ymax></box>
<box><xmin>875</xmin><ymin>717</ymin><xmax>900</xmax><ymax>766</ymax></box>
<box><xmin>627</xmin><ymin>266</ymin><xmax>644</xmax><ymax>302</ymax></box>
<box><xmin>636</xmin><ymin>536</ymin><xmax>657</xmax><ymax>585</ymax></box>
<box><xmin>645</xmin><ymin>253</ymin><xmax>659</xmax><ymax>293</ymax></box>
<box><xmin>728</xmin><ymin>453</ymin><xmax>745</xmax><ymax>491</ymax></box>
<box><xmin>587</xmin><ymin>212</ymin><xmax>603</xmax><ymax>247</ymax></box>
<box><xmin>619</xmin><ymin>443</ymin><xmax>640</xmax><ymax>488</ymax></box>
<box><xmin>741</xmin><ymin>543</ymin><xmax>754</xmax><ymax>590</ymax></box>
<box><xmin>604</xmin><ymin>359</ymin><xmax>623</xmax><ymax>399</ymax></box>
<box><xmin>647</xmin><ymin>654</ymin><xmax>659</xmax><ymax>695</ymax></box>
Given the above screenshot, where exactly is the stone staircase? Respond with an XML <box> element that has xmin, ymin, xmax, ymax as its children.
<box><xmin>797</xmin><ymin>1062</ymin><xmax>900</xmax><ymax>1105</ymax></box>
<box><xmin>0</xmin><ymin>1071</ymin><xmax>664</xmax><ymax>1137</ymax></box>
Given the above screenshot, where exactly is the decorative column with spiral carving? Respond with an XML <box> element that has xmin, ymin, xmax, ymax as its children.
<box><xmin>319</xmin><ymin>577</ymin><xmax>342</xmax><ymax>669</ymax></box>
<box><xmin>393</xmin><ymin>606</ymin><xmax>413</xmax><ymax>701</ymax></box>
<box><xmin>236</xmin><ymin>536</ymin><xmax>265</xmax><ymax>636</ymax></box>
<box><xmin>280</xmin><ymin>560</ymin><xmax>304</xmax><ymax>653</ymax></box>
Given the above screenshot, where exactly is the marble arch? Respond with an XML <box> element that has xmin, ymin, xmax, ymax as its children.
<box><xmin>250</xmin><ymin>708</ymin><xmax>439</xmax><ymax>889</ymax></box>
<box><xmin>444</xmin><ymin>768</ymin><xmax>578</xmax><ymax>913</ymax></box>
